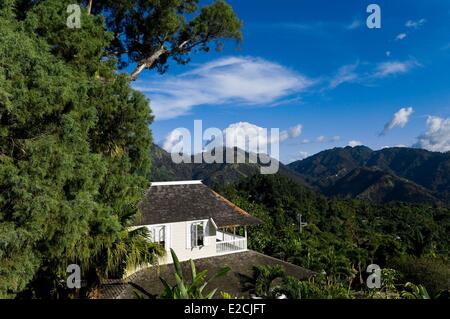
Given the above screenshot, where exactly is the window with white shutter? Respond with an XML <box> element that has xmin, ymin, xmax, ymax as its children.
<box><xmin>150</xmin><ymin>226</ymin><xmax>165</xmax><ymax>247</ymax></box>
<box><xmin>191</xmin><ymin>222</ymin><xmax>204</xmax><ymax>248</ymax></box>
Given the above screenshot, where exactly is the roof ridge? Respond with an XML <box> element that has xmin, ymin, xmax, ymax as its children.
<box><xmin>151</xmin><ymin>180</ymin><xmax>202</xmax><ymax>186</ymax></box>
<box><xmin>211</xmin><ymin>190</ymin><xmax>256</xmax><ymax>219</ymax></box>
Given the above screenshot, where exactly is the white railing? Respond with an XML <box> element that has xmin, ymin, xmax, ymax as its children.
<box><xmin>216</xmin><ymin>231</ymin><xmax>247</xmax><ymax>254</ymax></box>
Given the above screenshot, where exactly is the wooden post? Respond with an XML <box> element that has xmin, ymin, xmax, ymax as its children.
<box><xmin>244</xmin><ymin>226</ymin><xmax>247</xmax><ymax>250</ymax></box>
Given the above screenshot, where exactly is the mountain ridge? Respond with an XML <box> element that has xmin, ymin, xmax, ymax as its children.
<box><xmin>288</xmin><ymin>146</ymin><xmax>450</xmax><ymax>204</ymax></box>
<box><xmin>149</xmin><ymin>144</ymin><xmax>308</xmax><ymax>187</ymax></box>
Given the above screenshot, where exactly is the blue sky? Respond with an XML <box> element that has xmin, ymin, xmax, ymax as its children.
<box><xmin>132</xmin><ymin>0</ymin><xmax>450</xmax><ymax>163</ymax></box>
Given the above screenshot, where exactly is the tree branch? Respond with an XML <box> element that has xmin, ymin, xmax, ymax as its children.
<box><xmin>129</xmin><ymin>47</ymin><xmax>167</xmax><ymax>81</ymax></box>
<box><xmin>87</xmin><ymin>0</ymin><xmax>93</xmax><ymax>15</ymax></box>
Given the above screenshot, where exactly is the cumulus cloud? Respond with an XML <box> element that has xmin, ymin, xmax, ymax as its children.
<box><xmin>162</xmin><ymin>122</ymin><xmax>303</xmax><ymax>154</ymax></box>
<box><xmin>396</xmin><ymin>33</ymin><xmax>407</xmax><ymax>41</ymax></box>
<box><xmin>221</xmin><ymin>122</ymin><xmax>281</xmax><ymax>153</ymax></box>
<box><xmin>289</xmin><ymin>124</ymin><xmax>303</xmax><ymax>138</ymax></box>
<box><xmin>134</xmin><ymin>56</ymin><xmax>314</xmax><ymax>120</ymax></box>
<box><xmin>222</xmin><ymin>122</ymin><xmax>302</xmax><ymax>152</ymax></box>
<box><xmin>380</xmin><ymin>107</ymin><xmax>414</xmax><ymax>136</ymax></box>
<box><xmin>162</xmin><ymin>128</ymin><xmax>188</xmax><ymax>153</ymax></box>
<box><xmin>372</xmin><ymin>60</ymin><xmax>418</xmax><ymax>78</ymax></box>
<box><xmin>405</xmin><ymin>19</ymin><xmax>426</xmax><ymax>29</ymax></box>
<box><xmin>348</xmin><ymin>140</ymin><xmax>363</xmax><ymax>147</ymax></box>
<box><xmin>415</xmin><ymin>116</ymin><xmax>450</xmax><ymax>152</ymax></box>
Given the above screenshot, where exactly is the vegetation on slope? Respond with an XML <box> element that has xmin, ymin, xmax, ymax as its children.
<box><xmin>218</xmin><ymin>174</ymin><xmax>450</xmax><ymax>297</ymax></box>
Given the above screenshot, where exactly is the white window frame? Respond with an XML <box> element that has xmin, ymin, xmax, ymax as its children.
<box><xmin>150</xmin><ymin>225</ymin><xmax>166</xmax><ymax>247</ymax></box>
<box><xmin>191</xmin><ymin>222</ymin><xmax>205</xmax><ymax>248</ymax></box>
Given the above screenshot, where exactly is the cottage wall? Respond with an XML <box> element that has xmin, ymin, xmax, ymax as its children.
<box><xmin>124</xmin><ymin>219</ymin><xmax>217</xmax><ymax>277</ymax></box>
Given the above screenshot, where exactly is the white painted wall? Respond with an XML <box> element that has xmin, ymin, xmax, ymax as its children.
<box><xmin>162</xmin><ymin>219</ymin><xmax>217</xmax><ymax>264</ymax></box>
<box><xmin>124</xmin><ymin>219</ymin><xmax>217</xmax><ymax>277</ymax></box>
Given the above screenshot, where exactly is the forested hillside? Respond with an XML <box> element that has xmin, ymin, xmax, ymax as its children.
<box><xmin>288</xmin><ymin>146</ymin><xmax>450</xmax><ymax>204</ymax></box>
<box><xmin>218</xmin><ymin>174</ymin><xmax>450</xmax><ymax>297</ymax></box>
<box><xmin>149</xmin><ymin>144</ymin><xmax>307</xmax><ymax>187</ymax></box>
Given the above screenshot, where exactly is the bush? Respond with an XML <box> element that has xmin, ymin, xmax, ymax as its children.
<box><xmin>389</xmin><ymin>255</ymin><xmax>450</xmax><ymax>297</ymax></box>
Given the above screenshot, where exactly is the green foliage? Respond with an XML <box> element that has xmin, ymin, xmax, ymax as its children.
<box><xmin>0</xmin><ymin>0</ymin><xmax>159</xmax><ymax>298</ymax></box>
<box><xmin>218</xmin><ymin>174</ymin><xmax>450</xmax><ymax>298</ymax></box>
<box><xmin>389</xmin><ymin>255</ymin><xmax>450</xmax><ymax>297</ymax></box>
<box><xmin>400</xmin><ymin>282</ymin><xmax>430</xmax><ymax>299</ymax></box>
<box><xmin>248</xmin><ymin>265</ymin><xmax>285</xmax><ymax>298</ymax></box>
<box><xmin>276</xmin><ymin>275</ymin><xmax>353</xmax><ymax>299</ymax></box>
<box><xmin>83</xmin><ymin>0</ymin><xmax>242</xmax><ymax>79</ymax></box>
<box><xmin>159</xmin><ymin>249</ymin><xmax>230</xmax><ymax>299</ymax></box>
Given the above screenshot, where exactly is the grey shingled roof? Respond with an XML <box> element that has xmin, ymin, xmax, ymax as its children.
<box><xmin>136</xmin><ymin>181</ymin><xmax>262</xmax><ymax>227</ymax></box>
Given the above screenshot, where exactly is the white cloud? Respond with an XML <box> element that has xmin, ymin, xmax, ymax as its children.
<box><xmin>330</xmin><ymin>136</ymin><xmax>341</xmax><ymax>142</ymax></box>
<box><xmin>162</xmin><ymin>122</ymin><xmax>303</xmax><ymax>154</ymax></box>
<box><xmin>316</xmin><ymin>136</ymin><xmax>326</xmax><ymax>143</ymax></box>
<box><xmin>348</xmin><ymin>140</ymin><xmax>363</xmax><ymax>147</ymax></box>
<box><xmin>316</xmin><ymin>135</ymin><xmax>341</xmax><ymax>143</ymax></box>
<box><xmin>222</xmin><ymin>122</ymin><xmax>302</xmax><ymax>152</ymax></box>
<box><xmin>381</xmin><ymin>107</ymin><xmax>414</xmax><ymax>135</ymax></box>
<box><xmin>287</xmin><ymin>151</ymin><xmax>310</xmax><ymax>164</ymax></box>
<box><xmin>134</xmin><ymin>56</ymin><xmax>314</xmax><ymax>120</ymax></box>
<box><xmin>415</xmin><ymin>116</ymin><xmax>450</xmax><ymax>152</ymax></box>
<box><xmin>405</xmin><ymin>19</ymin><xmax>426</xmax><ymax>29</ymax></box>
<box><xmin>300</xmin><ymin>136</ymin><xmax>340</xmax><ymax>144</ymax></box>
<box><xmin>222</xmin><ymin>122</ymin><xmax>280</xmax><ymax>153</ymax></box>
<box><xmin>395</xmin><ymin>33</ymin><xmax>407</xmax><ymax>41</ymax></box>
<box><xmin>162</xmin><ymin>128</ymin><xmax>187</xmax><ymax>153</ymax></box>
<box><xmin>347</xmin><ymin>19</ymin><xmax>362</xmax><ymax>30</ymax></box>
<box><xmin>289</xmin><ymin>124</ymin><xmax>303</xmax><ymax>138</ymax></box>
<box><xmin>372</xmin><ymin>60</ymin><xmax>418</xmax><ymax>78</ymax></box>
<box><xmin>296</xmin><ymin>151</ymin><xmax>310</xmax><ymax>160</ymax></box>
<box><xmin>329</xmin><ymin>62</ymin><xmax>359</xmax><ymax>88</ymax></box>
<box><xmin>329</xmin><ymin>59</ymin><xmax>418</xmax><ymax>89</ymax></box>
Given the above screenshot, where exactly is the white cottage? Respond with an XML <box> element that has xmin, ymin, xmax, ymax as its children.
<box><xmin>132</xmin><ymin>180</ymin><xmax>262</xmax><ymax>267</ymax></box>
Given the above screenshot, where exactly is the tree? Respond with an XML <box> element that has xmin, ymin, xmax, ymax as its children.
<box><xmin>159</xmin><ymin>249</ymin><xmax>230</xmax><ymax>299</ymax></box>
<box><xmin>80</xmin><ymin>0</ymin><xmax>243</xmax><ymax>80</ymax></box>
<box><xmin>0</xmin><ymin>0</ymin><xmax>160</xmax><ymax>298</ymax></box>
<box><xmin>14</xmin><ymin>0</ymin><xmax>242</xmax><ymax>80</ymax></box>
<box><xmin>248</xmin><ymin>265</ymin><xmax>285</xmax><ymax>298</ymax></box>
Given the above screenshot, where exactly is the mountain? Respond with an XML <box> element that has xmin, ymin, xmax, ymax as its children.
<box><xmin>323</xmin><ymin>167</ymin><xmax>439</xmax><ymax>204</ymax></box>
<box><xmin>149</xmin><ymin>144</ymin><xmax>307</xmax><ymax>187</ymax></box>
<box><xmin>288</xmin><ymin>146</ymin><xmax>450</xmax><ymax>204</ymax></box>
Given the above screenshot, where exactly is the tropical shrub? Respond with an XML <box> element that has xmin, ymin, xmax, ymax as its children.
<box><xmin>159</xmin><ymin>249</ymin><xmax>230</xmax><ymax>299</ymax></box>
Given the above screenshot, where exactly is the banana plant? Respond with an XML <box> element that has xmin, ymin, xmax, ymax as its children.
<box><xmin>400</xmin><ymin>282</ymin><xmax>431</xmax><ymax>299</ymax></box>
<box><xmin>159</xmin><ymin>249</ymin><xmax>230</xmax><ymax>299</ymax></box>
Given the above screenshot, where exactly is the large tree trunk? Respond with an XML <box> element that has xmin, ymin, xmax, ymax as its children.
<box><xmin>130</xmin><ymin>47</ymin><xmax>167</xmax><ymax>81</ymax></box>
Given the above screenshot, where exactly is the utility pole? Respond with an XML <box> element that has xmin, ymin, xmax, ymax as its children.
<box><xmin>297</xmin><ymin>213</ymin><xmax>308</xmax><ymax>233</ymax></box>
